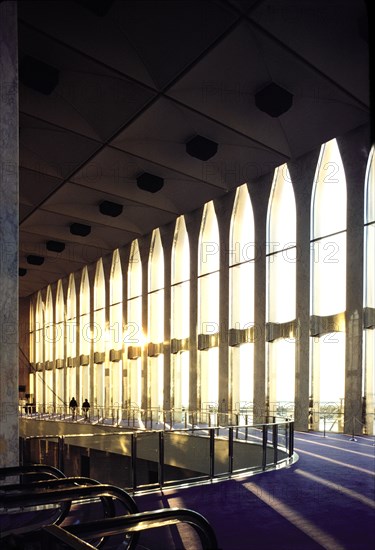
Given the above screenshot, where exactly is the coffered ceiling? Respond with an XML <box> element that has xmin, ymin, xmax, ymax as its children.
<box><xmin>17</xmin><ymin>0</ymin><xmax>370</xmax><ymax>297</ymax></box>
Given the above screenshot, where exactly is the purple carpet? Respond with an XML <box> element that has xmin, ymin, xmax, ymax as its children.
<box><xmin>134</xmin><ymin>432</ymin><xmax>375</xmax><ymax>550</ymax></box>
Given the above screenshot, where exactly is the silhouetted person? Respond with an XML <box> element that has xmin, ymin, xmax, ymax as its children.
<box><xmin>69</xmin><ymin>397</ymin><xmax>77</xmax><ymax>419</ymax></box>
<box><xmin>82</xmin><ymin>398</ymin><xmax>90</xmax><ymax>420</ymax></box>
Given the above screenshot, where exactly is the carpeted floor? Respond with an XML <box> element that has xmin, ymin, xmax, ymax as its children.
<box><xmin>135</xmin><ymin>431</ymin><xmax>375</xmax><ymax>550</ymax></box>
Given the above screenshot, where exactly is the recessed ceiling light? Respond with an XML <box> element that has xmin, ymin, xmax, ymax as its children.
<box><xmin>99</xmin><ymin>200</ymin><xmax>123</xmax><ymax>217</ymax></box>
<box><xmin>255</xmin><ymin>83</ymin><xmax>293</xmax><ymax>117</ymax></box>
<box><xmin>70</xmin><ymin>223</ymin><xmax>91</xmax><ymax>236</ymax></box>
<box><xmin>19</xmin><ymin>55</ymin><xmax>59</xmax><ymax>95</ymax></box>
<box><xmin>19</xmin><ymin>268</ymin><xmax>27</xmax><ymax>276</ymax></box>
<box><xmin>137</xmin><ymin>173</ymin><xmax>164</xmax><ymax>193</ymax></box>
<box><xmin>27</xmin><ymin>255</ymin><xmax>44</xmax><ymax>266</ymax></box>
<box><xmin>186</xmin><ymin>135</ymin><xmax>218</xmax><ymax>161</ymax></box>
<box><xmin>46</xmin><ymin>240</ymin><xmax>65</xmax><ymax>253</ymax></box>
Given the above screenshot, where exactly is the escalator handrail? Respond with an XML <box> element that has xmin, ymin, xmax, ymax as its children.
<box><xmin>66</xmin><ymin>507</ymin><xmax>219</xmax><ymax>550</ymax></box>
<box><xmin>0</xmin><ymin>483</ymin><xmax>139</xmax><ymax>516</ymax></box>
<box><xmin>0</xmin><ymin>464</ymin><xmax>66</xmax><ymax>480</ymax></box>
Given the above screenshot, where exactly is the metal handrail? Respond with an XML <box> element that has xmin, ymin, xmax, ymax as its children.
<box><xmin>0</xmin><ymin>464</ymin><xmax>66</xmax><ymax>480</ymax></box>
<box><xmin>66</xmin><ymin>507</ymin><xmax>219</xmax><ymax>550</ymax></box>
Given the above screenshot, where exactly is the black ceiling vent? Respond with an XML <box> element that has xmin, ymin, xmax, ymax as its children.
<box><xmin>137</xmin><ymin>173</ymin><xmax>164</xmax><ymax>193</ymax></box>
<box><xmin>70</xmin><ymin>223</ymin><xmax>91</xmax><ymax>237</ymax></box>
<box><xmin>19</xmin><ymin>55</ymin><xmax>59</xmax><ymax>95</ymax></box>
<box><xmin>255</xmin><ymin>83</ymin><xmax>293</xmax><ymax>117</ymax></box>
<box><xmin>186</xmin><ymin>135</ymin><xmax>218</xmax><ymax>161</ymax></box>
<box><xmin>74</xmin><ymin>0</ymin><xmax>114</xmax><ymax>16</ymax></box>
<box><xmin>46</xmin><ymin>240</ymin><xmax>65</xmax><ymax>253</ymax></box>
<box><xmin>99</xmin><ymin>200</ymin><xmax>123</xmax><ymax>217</ymax></box>
<box><xmin>19</xmin><ymin>268</ymin><xmax>27</xmax><ymax>277</ymax></box>
<box><xmin>27</xmin><ymin>255</ymin><xmax>44</xmax><ymax>266</ymax></box>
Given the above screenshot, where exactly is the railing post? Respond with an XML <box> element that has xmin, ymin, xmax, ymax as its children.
<box><xmin>262</xmin><ymin>425</ymin><xmax>267</xmax><ymax>470</ymax></box>
<box><xmin>245</xmin><ymin>414</ymin><xmax>248</xmax><ymax>441</ymax></box>
<box><xmin>131</xmin><ymin>433</ymin><xmax>137</xmax><ymax>491</ymax></box>
<box><xmin>289</xmin><ymin>421</ymin><xmax>294</xmax><ymax>457</ymax></box>
<box><xmin>158</xmin><ymin>431</ymin><xmax>164</xmax><ymax>488</ymax></box>
<box><xmin>228</xmin><ymin>427</ymin><xmax>234</xmax><ymax>475</ymax></box>
<box><xmin>209</xmin><ymin>429</ymin><xmax>215</xmax><ymax>479</ymax></box>
<box><xmin>273</xmin><ymin>423</ymin><xmax>278</xmax><ymax>465</ymax></box>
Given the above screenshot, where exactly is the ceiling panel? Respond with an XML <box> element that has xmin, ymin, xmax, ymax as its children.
<box><xmin>15</xmin><ymin>0</ymin><xmax>369</xmax><ymax>297</ymax></box>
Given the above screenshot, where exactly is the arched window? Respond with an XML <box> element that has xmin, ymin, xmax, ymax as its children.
<box><xmin>198</xmin><ymin>201</ymin><xmax>220</xmax><ymax>409</ymax></box>
<box><xmin>35</xmin><ymin>291</ymin><xmax>44</xmax><ymax>411</ymax></box>
<box><xmin>266</xmin><ymin>165</ymin><xmax>296</xmax><ymax>414</ymax></box>
<box><xmin>55</xmin><ymin>280</ymin><xmax>65</xmax><ymax>410</ymax></box>
<box><xmin>79</xmin><ymin>267</ymin><xmax>91</xmax><ymax>407</ymax></box>
<box><xmin>127</xmin><ymin>240</ymin><xmax>142</xmax><ymax>408</ymax></box>
<box><xmin>109</xmin><ymin>249</ymin><xmax>123</xmax><ymax>411</ymax></box>
<box><xmin>229</xmin><ymin>184</ymin><xmax>255</xmax><ymax>413</ymax></box>
<box><xmin>148</xmin><ymin>229</ymin><xmax>164</xmax><ymax>409</ymax></box>
<box><xmin>364</xmin><ymin>147</ymin><xmax>375</xmax><ymax>435</ymax></box>
<box><xmin>93</xmin><ymin>259</ymin><xmax>106</xmax><ymax>409</ymax></box>
<box><xmin>44</xmin><ymin>286</ymin><xmax>54</xmax><ymax>411</ymax></box>
<box><xmin>29</xmin><ymin>301</ymin><xmax>35</xmax><ymax>405</ymax></box>
<box><xmin>66</xmin><ymin>274</ymin><xmax>77</xmax><ymax>402</ymax></box>
<box><xmin>310</xmin><ymin>139</ymin><xmax>347</xmax><ymax>430</ymax></box>
<box><xmin>171</xmin><ymin>216</ymin><xmax>190</xmax><ymax>411</ymax></box>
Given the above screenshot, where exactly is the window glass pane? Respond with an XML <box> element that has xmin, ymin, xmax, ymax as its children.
<box><xmin>56</xmin><ymin>281</ymin><xmax>65</xmax><ymax>360</ymax></box>
<box><xmin>80</xmin><ymin>267</ymin><xmax>90</xmax><ymax>315</ymax></box>
<box><xmin>148</xmin><ymin>289</ymin><xmax>164</xmax><ymax>343</ymax></box>
<box><xmin>171</xmin><ymin>281</ymin><xmax>190</xmax><ymax>339</ymax></box>
<box><xmin>230</xmin><ymin>344</ymin><xmax>254</xmax><ymax>409</ymax></box>
<box><xmin>45</xmin><ymin>286</ymin><xmax>54</xmax><ymax>362</ymax></box>
<box><xmin>229</xmin><ymin>262</ymin><xmax>254</xmax><ymax>328</ymax></box>
<box><xmin>311</xmin><ymin>232</ymin><xmax>346</xmax><ymax>315</ymax></box>
<box><xmin>312</xmin><ymin>139</ymin><xmax>347</xmax><ymax>239</ymax></box>
<box><xmin>365</xmin><ymin>224</ymin><xmax>375</xmax><ymax>308</ymax></box>
<box><xmin>110</xmin><ymin>249</ymin><xmax>122</xmax><ymax>306</ymax></box>
<box><xmin>149</xmin><ymin>229</ymin><xmax>164</xmax><ymax>292</ymax></box>
<box><xmin>364</xmin><ymin>330</ymin><xmax>375</xmax><ymax>434</ymax></box>
<box><xmin>199</xmin><ymin>347</ymin><xmax>219</xmax><ymax>408</ymax></box>
<box><xmin>198</xmin><ymin>272</ymin><xmax>219</xmax><ymax>333</ymax></box>
<box><xmin>94</xmin><ymin>259</ymin><xmax>105</xmax><ymax>310</ymax></box>
<box><xmin>230</xmin><ymin>184</ymin><xmax>255</xmax><ymax>265</ymax></box>
<box><xmin>311</xmin><ymin>333</ymin><xmax>346</xmax><ymax>407</ymax></box>
<box><xmin>268</xmin><ymin>339</ymin><xmax>296</xmax><ymax>408</ymax></box>
<box><xmin>128</xmin><ymin>240</ymin><xmax>142</xmax><ymax>299</ymax></box>
<box><xmin>171</xmin><ymin>351</ymin><xmax>189</xmax><ymax>410</ymax></box>
<box><xmin>267</xmin><ymin>165</ymin><xmax>296</xmax><ymax>253</ymax></box>
<box><xmin>172</xmin><ymin>216</ymin><xmax>190</xmax><ymax>284</ymax></box>
<box><xmin>198</xmin><ymin>201</ymin><xmax>219</xmax><ymax>276</ymax></box>
<box><xmin>365</xmin><ymin>146</ymin><xmax>375</xmax><ymax>224</ymax></box>
<box><xmin>267</xmin><ymin>250</ymin><xmax>296</xmax><ymax>322</ymax></box>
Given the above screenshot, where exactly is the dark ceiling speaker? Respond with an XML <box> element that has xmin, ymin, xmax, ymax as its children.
<box><xmin>255</xmin><ymin>83</ymin><xmax>293</xmax><ymax>117</ymax></box>
<box><xmin>19</xmin><ymin>268</ymin><xmax>27</xmax><ymax>276</ymax></box>
<box><xmin>46</xmin><ymin>240</ymin><xmax>65</xmax><ymax>253</ymax></box>
<box><xmin>137</xmin><ymin>172</ymin><xmax>164</xmax><ymax>193</ymax></box>
<box><xmin>70</xmin><ymin>223</ymin><xmax>91</xmax><ymax>237</ymax></box>
<box><xmin>74</xmin><ymin>0</ymin><xmax>114</xmax><ymax>16</ymax></box>
<box><xmin>99</xmin><ymin>200</ymin><xmax>123</xmax><ymax>217</ymax></box>
<box><xmin>27</xmin><ymin>255</ymin><xmax>44</xmax><ymax>266</ymax></box>
<box><xmin>19</xmin><ymin>55</ymin><xmax>59</xmax><ymax>95</ymax></box>
<box><xmin>186</xmin><ymin>135</ymin><xmax>218</xmax><ymax>161</ymax></box>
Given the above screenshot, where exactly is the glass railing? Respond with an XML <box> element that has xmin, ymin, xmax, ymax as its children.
<box><xmin>19</xmin><ymin>417</ymin><xmax>295</xmax><ymax>493</ymax></box>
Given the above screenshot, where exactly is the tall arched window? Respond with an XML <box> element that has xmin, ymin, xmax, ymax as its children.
<box><xmin>44</xmin><ymin>286</ymin><xmax>54</xmax><ymax>411</ymax></box>
<box><xmin>35</xmin><ymin>291</ymin><xmax>44</xmax><ymax>411</ymax></box>
<box><xmin>66</xmin><ymin>274</ymin><xmax>77</xmax><ymax>402</ymax></box>
<box><xmin>79</xmin><ymin>267</ymin><xmax>91</xmax><ymax>407</ymax></box>
<box><xmin>198</xmin><ymin>201</ymin><xmax>220</xmax><ymax>409</ymax></box>
<box><xmin>310</xmin><ymin>139</ymin><xmax>347</xmax><ymax>430</ymax></box>
<box><xmin>55</xmin><ymin>280</ymin><xmax>65</xmax><ymax>409</ymax></box>
<box><xmin>109</xmin><ymin>249</ymin><xmax>123</xmax><ymax>411</ymax></box>
<box><xmin>93</xmin><ymin>259</ymin><xmax>106</xmax><ymax>410</ymax></box>
<box><xmin>29</xmin><ymin>301</ymin><xmax>35</xmax><ymax>405</ymax></box>
<box><xmin>148</xmin><ymin>229</ymin><xmax>164</xmax><ymax>409</ymax></box>
<box><xmin>266</xmin><ymin>166</ymin><xmax>296</xmax><ymax>414</ymax></box>
<box><xmin>229</xmin><ymin>184</ymin><xmax>255</xmax><ymax>412</ymax></box>
<box><xmin>171</xmin><ymin>216</ymin><xmax>190</xmax><ymax>411</ymax></box>
<box><xmin>364</xmin><ymin>147</ymin><xmax>375</xmax><ymax>435</ymax></box>
<box><xmin>127</xmin><ymin>240</ymin><xmax>142</xmax><ymax>407</ymax></box>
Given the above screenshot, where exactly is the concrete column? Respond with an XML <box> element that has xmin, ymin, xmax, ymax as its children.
<box><xmin>0</xmin><ymin>1</ymin><xmax>19</xmax><ymax>467</ymax></box>
<box><xmin>186</xmin><ymin>210</ymin><xmax>200</xmax><ymax>411</ymax></box>
<box><xmin>291</xmin><ymin>151</ymin><xmax>319</xmax><ymax>431</ymax></box>
<box><xmin>248</xmin><ymin>175</ymin><xmax>272</xmax><ymax>423</ymax></box>
<box><xmin>339</xmin><ymin>127</ymin><xmax>370</xmax><ymax>435</ymax></box>
<box><xmin>160</xmin><ymin>224</ymin><xmax>173</xmax><ymax>411</ymax></box>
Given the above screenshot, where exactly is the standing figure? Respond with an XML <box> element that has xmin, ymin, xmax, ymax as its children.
<box><xmin>69</xmin><ymin>397</ymin><xmax>78</xmax><ymax>420</ymax></box>
<box><xmin>82</xmin><ymin>398</ymin><xmax>90</xmax><ymax>420</ymax></box>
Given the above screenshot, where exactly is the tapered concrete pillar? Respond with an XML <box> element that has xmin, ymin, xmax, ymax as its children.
<box><xmin>0</xmin><ymin>1</ymin><xmax>19</xmax><ymax>467</ymax></box>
